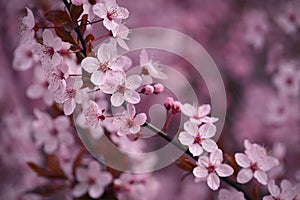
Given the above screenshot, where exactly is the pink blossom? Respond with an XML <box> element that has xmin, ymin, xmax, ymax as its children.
<box><xmin>113</xmin><ymin>104</ymin><xmax>147</xmax><ymax>136</ymax></box>
<box><xmin>178</xmin><ymin>121</ymin><xmax>218</xmax><ymax>156</ymax></box>
<box><xmin>32</xmin><ymin>29</ymin><xmax>62</xmax><ymax>68</ymax></box>
<box><xmin>181</xmin><ymin>103</ymin><xmax>218</xmax><ymax>125</ymax></box>
<box><xmin>153</xmin><ymin>83</ymin><xmax>164</xmax><ymax>94</ymax></box>
<box><xmin>53</xmin><ymin>77</ymin><xmax>86</xmax><ymax>115</ymax></box>
<box><xmin>32</xmin><ymin>109</ymin><xmax>74</xmax><ymax>154</ymax></box>
<box><xmin>81</xmin><ymin>40</ymin><xmax>127</xmax><ymax>86</ymax></box>
<box><xmin>92</xmin><ymin>0</ymin><xmax>129</xmax><ymax>36</ymax></box>
<box><xmin>26</xmin><ymin>67</ymin><xmax>54</xmax><ymax>106</ymax></box>
<box><xmin>276</xmin><ymin>2</ymin><xmax>300</xmax><ymax>34</ymax></box>
<box><xmin>273</xmin><ymin>61</ymin><xmax>300</xmax><ymax>97</ymax></box>
<box><xmin>140</xmin><ymin>84</ymin><xmax>154</xmax><ymax>95</ymax></box>
<box><xmin>19</xmin><ymin>7</ymin><xmax>35</xmax><ymax>40</ymax></box>
<box><xmin>73</xmin><ymin>160</ymin><xmax>112</xmax><ymax>199</ymax></box>
<box><xmin>139</xmin><ymin>49</ymin><xmax>167</xmax><ymax>84</ymax></box>
<box><xmin>100</xmin><ymin>71</ymin><xmax>142</xmax><ymax>107</ymax></box>
<box><xmin>13</xmin><ymin>38</ymin><xmax>37</xmax><ymax>71</ymax></box>
<box><xmin>193</xmin><ymin>149</ymin><xmax>234</xmax><ymax>190</ymax></box>
<box><xmin>114</xmin><ymin>24</ymin><xmax>130</xmax><ymax>50</ymax></box>
<box><xmin>263</xmin><ymin>180</ymin><xmax>298</xmax><ymax>200</ymax></box>
<box><xmin>164</xmin><ymin>97</ymin><xmax>174</xmax><ymax>110</ymax></box>
<box><xmin>235</xmin><ymin>140</ymin><xmax>279</xmax><ymax>185</ymax></box>
<box><xmin>47</xmin><ymin>61</ymin><xmax>69</xmax><ymax>91</ymax></box>
<box><xmin>172</xmin><ymin>101</ymin><xmax>181</xmax><ymax>114</ymax></box>
<box><xmin>218</xmin><ymin>189</ymin><xmax>245</xmax><ymax>200</ymax></box>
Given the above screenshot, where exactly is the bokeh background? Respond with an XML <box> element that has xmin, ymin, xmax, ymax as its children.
<box><xmin>0</xmin><ymin>0</ymin><xmax>299</xmax><ymax>199</ymax></box>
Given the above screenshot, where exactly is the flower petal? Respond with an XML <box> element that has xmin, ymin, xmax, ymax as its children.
<box><xmin>81</xmin><ymin>57</ymin><xmax>100</xmax><ymax>73</ymax></box>
<box><xmin>267</xmin><ymin>180</ymin><xmax>280</xmax><ymax>197</ymax></box>
<box><xmin>207</xmin><ymin>173</ymin><xmax>220</xmax><ymax>191</ymax></box>
<box><xmin>189</xmin><ymin>143</ymin><xmax>203</xmax><ymax>156</ymax></box>
<box><xmin>184</xmin><ymin>121</ymin><xmax>198</xmax><ymax>136</ymax></box>
<box><xmin>193</xmin><ymin>166</ymin><xmax>208</xmax><ymax>178</ymax></box>
<box><xmin>199</xmin><ymin>123</ymin><xmax>216</xmax><ymax>138</ymax></box>
<box><xmin>111</xmin><ymin>93</ymin><xmax>124</xmax><ymax>107</ymax></box>
<box><xmin>178</xmin><ymin>131</ymin><xmax>194</xmax><ymax>146</ymax></box>
<box><xmin>73</xmin><ymin>183</ymin><xmax>88</xmax><ymax>197</ymax></box>
<box><xmin>235</xmin><ymin>153</ymin><xmax>251</xmax><ymax>168</ymax></box>
<box><xmin>202</xmin><ymin>139</ymin><xmax>218</xmax><ymax>153</ymax></box>
<box><xmin>254</xmin><ymin>170</ymin><xmax>268</xmax><ymax>185</ymax></box>
<box><xmin>237</xmin><ymin>168</ymin><xmax>253</xmax><ymax>184</ymax></box>
<box><xmin>216</xmin><ymin>164</ymin><xmax>234</xmax><ymax>177</ymax></box>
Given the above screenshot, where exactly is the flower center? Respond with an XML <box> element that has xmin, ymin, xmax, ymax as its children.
<box><xmin>117</xmin><ymin>84</ymin><xmax>126</xmax><ymax>94</ymax></box>
<box><xmin>99</xmin><ymin>62</ymin><xmax>109</xmax><ymax>72</ymax></box>
<box><xmin>250</xmin><ymin>162</ymin><xmax>258</xmax><ymax>172</ymax></box>
<box><xmin>193</xmin><ymin>135</ymin><xmax>203</xmax><ymax>144</ymax></box>
<box><xmin>43</xmin><ymin>45</ymin><xmax>55</xmax><ymax>58</ymax></box>
<box><xmin>66</xmin><ymin>88</ymin><xmax>76</xmax><ymax>99</ymax></box>
<box><xmin>288</xmin><ymin>13</ymin><xmax>296</xmax><ymax>23</ymax></box>
<box><xmin>285</xmin><ymin>76</ymin><xmax>294</xmax><ymax>85</ymax></box>
<box><xmin>50</xmin><ymin>128</ymin><xmax>58</xmax><ymax>137</ymax></box>
<box><xmin>207</xmin><ymin>165</ymin><xmax>216</xmax><ymax>174</ymax></box>
<box><xmin>88</xmin><ymin>177</ymin><xmax>96</xmax><ymax>185</ymax></box>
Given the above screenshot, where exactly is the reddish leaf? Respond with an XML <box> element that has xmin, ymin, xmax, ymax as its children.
<box><xmin>85</xmin><ymin>34</ymin><xmax>95</xmax><ymax>43</ymax></box>
<box><xmin>70</xmin><ymin>4</ymin><xmax>84</xmax><ymax>21</ymax></box>
<box><xmin>45</xmin><ymin>10</ymin><xmax>72</xmax><ymax>26</ymax></box>
<box><xmin>46</xmin><ymin>155</ymin><xmax>67</xmax><ymax>179</ymax></box>
<box><xmin>175</xmin><ymin>156</ymin><xmax>197</xmax><ymax>172</ymax></box>
<box><xmin>27</xmin><ymin>162</ymin><xmax>53</xmax><ymax>177</ymax></box>
<box><xmin>26</xmin><ymin>183</ymin><xmax>66</xmax><ymax>197</ymax></box>
<box><xmin>55</xmin><ymin>27</ymin><xmax>77</xmax><ymax>46</ymax></box>
<box><xmin>79</xmin><ymin>14</ymin><xmax>88</xmax><ymax>35</ymax></box>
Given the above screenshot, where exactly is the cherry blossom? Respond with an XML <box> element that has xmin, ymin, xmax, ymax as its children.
<box><xmin>114</xmin><ymin>24</ymin><xmax>130</xmax><ymax>50</ymax></box>
<box><xmin>235</xmin><ymin>140</ymin><xmax>279</xmax><ymax>185</ymax></box>
<box><xmin>218</xmin><ymin>189</ymin><xmax>245</xmax><ymax>200</ymax></box>
<box><xmin>13</xmin><ymin>38</ymin><xmax>37</xmax><ymax>71</ymax></box>
<box><xmin>273</xmin><ymin>61</ymin><xmax>300</xmax><ymax>97</ymax></box>
<box><xmin>53</xmin><ymin>77</ymin><xmax>87</xmax><ymax>115</ymax></box>
<box><xmin>181</xmin><ymin>103</ymin><xmax>218</xmax><ymax>125</ymax></box>
<box><xmin>81</xmin><ymin>40</ymin><xmax>128</xmax><ymax>86</ymax></box>
<box><xmin>77</xmin><ymin>100</ymin><xmax>108</xmax><ymax>139</ymax></box>
<box><xmin>32</xmin><ymin>29</ymin><xmax>62</xmax><ymax>68</ymax></box>
<box><xmin>26</xmin><ymin>67</ymin><xmax>54</xmax><ymax>106</ymax></box>
<box><xmin>73</xmin><ymin>160</ymin><xmax>112</xmax><ymax>199</ymax></box>
<box><xmin>47</xmin><ymin>61</ymin><xmax>69</xmax><ymax>91</ymax></box>
<box><xmin>92</xmin><ymin>0</ymin><xmax>129</xmax><ymax>36</ymax></box>
<box><xmin>276</xmin><ymin>2</ymin><xmax>300</xmax><ymax>35</ymax></box>
<box><xmin>113</xmin><ymin>104</ymin><xmax>147</xmax><ymax>136</ymax></box>
<box><xmin>100</xmin><ymin>71</ymin><xmax>142</xmax><ymax>107</ymax></box>
<box><xmin>32</xmin><ymin>109</ymin><xmax>74</xmax><ymax>154</ymax></box>
<box><xmin>178</xmin><ymin>121</ymin><xmax>218</xmax><ymax>156</ymax></box>
<box><xmin>263</xmin><ymin>180</ymin><xmax>298</xmax><ymax>200</ymax></box>
<box><xmin>139</xmin><ymin>49</ymin><xmax>167</xmax><ymax>84</ymax></box>
<box><xmin>19</xmin><ymin>7</ymin><xmax>35</xmax><ymax>40</ymax></box>
<box><xmin>193</xmin><ymin>149</ymin><xmax>234</xmax><ymax>190</ymax></box>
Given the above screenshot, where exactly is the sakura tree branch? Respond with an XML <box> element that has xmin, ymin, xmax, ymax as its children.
<box><xmin>142</xmin><ymin>121</ymin><xmax>252</xmax><ymax>200</ymax></box>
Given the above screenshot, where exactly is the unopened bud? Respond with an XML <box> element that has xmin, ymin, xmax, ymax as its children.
<box><xmin>141</xmin><ymin>85</ymin><xmax>154</xmax><ymax>95</ymax></box>
<box><xmin>153</xmin><ymin>83</ymin><xmax>164</xmax><ymax>94</ymax></box>
<box><xmin>172</xmin><ymin>101</ymin><xmax>181</xmax><ymax>113</ymax></box>
<box><xmin>164</xmin><ymin>97</ymin><xmax>174</xmax><ymax>110</ymax></box>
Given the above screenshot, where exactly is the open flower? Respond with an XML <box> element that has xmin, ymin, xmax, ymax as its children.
<box><xmin>32</xmin><ymin>29</ymin><xmax>62</xmax><ymax>68</ymax></box>
<box><xmin>81</xmin><ymin>40</ymin><xmax>128</xmax><ymax>86</ymax></box>
<box><xmin>139</xmin><ymin>49</ymin><xmax>167</xmax><ymax>84</ymax></box>
<box><xmin>263</xmin><ymin>180</ymin><xmax>298</xmax><ymax>200</ymax></box>
<box><xmin>19</xmin><ymin>7</ymin><xmax>35</xmax><ymax>40</ymax></box>
<box><xmin>47</xmin><ymin>61</ymin><xmax>69</xmax><ymax>91</ymax></box>
<box><xmin>73</xmin><ymin>160</ymin><xmax>112</xmax><ymax>199</ymax></box>
<box><xmin>235</xmin><ymin>140</ymin><xmax>279</xmax><ymax>185</ymax></box>
<box><xmin>193</xmin><ymin>149</ymin><xmax>234</xmax><ymax>190</ymax></box>
<box><xmin>181</xmin><ymin>103</ymin><xmax>218</xmax><ymax>125</ymax></box>
<box><xmin>178</xmin><ymin>121</ymin><xmax>218</xmax><ymax>156</ymax></box>
<box><xmin>113</xmin><ymin>104</ymin><xmax>147</xmax><ymax>136</ymax></box>
<box><xmin>93</xmin><ymin>0</ymin><xmax>129</xmax><ymax>36</ymax></box>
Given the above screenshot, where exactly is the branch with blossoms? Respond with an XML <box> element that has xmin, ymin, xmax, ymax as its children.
<box><xmin>11</xmin><ymin>0</ymin><xmax>300</xmax><ymax>200</ymax></box>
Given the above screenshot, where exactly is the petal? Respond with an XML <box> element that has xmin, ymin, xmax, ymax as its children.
<box><xmin>54</xmin><ymin>116</ymin><xmax>70</xmax><ymax>131</ymax></box>
<box><xmin>198</xmin><ymin>104</ymin><xmax>211</xmax><ymax>117</ymax></box>
<box><xmin>89</xmin><ymin>185</ymin><xmax>104</xmax><ymax>199</ymax></box>
<box><xmin>81</xmin><ymin>57</ymin><xmax>100</xmax><ymax>73</ymax></box>
<box><xmin>237</xmin><ymin>168</ymin><xmax>253</xmax><ymax>184</ymax></box>
<box><xmin>267</xmin><ymin>180</ymin><xmax>280</xmax><ymax>197</ymax></box>
<box><xmin>91</xmin><ymin>71</ymin><xmax>106</xmax><ymax>86</ymax></box>
<box><xmin>210</xmin><ymin>149</ymin><xmax>223</xmax><ymax>164</ymax></box>
<box><xmin>216</xmin><ymin>164</ymin><xmax>234</xmax><ymax>177</ymax></box>
<box><xmin>44</xmin><ymin>138</ymin><xmax>58</xmax><ymax>154</ymax></box>
<box><xmin>202</xmin><ymin>139</ymin><xmax>218</xmax><ymax>153</ymax></box>
<box><xmin>64</xmin><ymin>98</ymin><xmax>76</xmax><ymax>115</ymax></box>
<box><xmin>189</xmin><ymin>144</ymin><xmax>203</xmax><ymax>156</ymax></box>
<box><xmin>124</xmin><ymin>90</ymin><xmax>141</xmax><ymax>104</ymax></box>
<box><xmin>193</xmin><ymin>166</ymin><xmax>208</xmax><ymax>178</ymax></box>
<box><xmin>88</xmin><ymin>161</ymin><xmax>101</xmax><ymax>174</ymax></box>
<box><xmin>73</xmin><ymin>183</ymin><xmax>88</xmax><ymax>197</ymax></box>
<box><xmin>139</xmin><ymin>49</ymin><xmax>149</xmax><ymax>65</ymax></box>
<box><xmin>258</xmin><ymin>157</ymin><xmax>279</xmax><ymax>171</ymax></box>
<box><xmin>125</xmin><ymin>75</ymin><xmax>142</xmax><ymax>90</ymax></box>
<box><xmin>262</xmin><ymin>196</ymin><xmax>274</xmax><ymax>200</ymax></box>
<box><xmin>183</xmin><ymin>121</ymin><xmax>198</xmax><ymax>136</ymax></box>
<box><xmin>26</xmin><ymin>84</ymin><xmax>44</xmax><ymax>99</ymax></box>
<box><xmin>235</xmin><ymin>153</ymin><xmax>251</xmax><ymax>168</ymax></box>
<box><xmin>134</xmin><ymin>113</ymin><xmax>147</xmax><ymax>125</ymax></box>
<box><xmin>198</xmin><ymin>156</ymin><xmax>210</xmax><ymax>168</ymax></box>
<box><xmin>207</xmin><ymin>173</ymin><xmax>220</xmax><ymax>191</ymax></box>
<box><xmin>199</xmin><ymin>123</ymin><xmax>216</xmax><ymax>138</ymax></box>
<box><xmin>92</xmin><ymin>3</ymin><xmax>107</xmax><ymax>18</ymax></box>
<box><xmin>97</xmin><ymin>42</ymin><xmax>113</xmax><ymax>63</ymax></box>
<box><xmin>76</xmin><ymin>168</ymin><xmax>88</xmax><ymax>182</ymax></box>
<box><xmin>98</xmin><ymin>172</ymin><xmax>113</xmax><ymax>186</ymax></box>
<box><xmin>42</xmin><ymin>29</ymin><xmax>54</xmax><ymax>46</ymax></box>
<box><xmin>111</xmin><ymin>93</ymin><xmax>124</xmax><ymax>107</ymax></box>
<box><xmin>181</xmin><ymin>103</ymin><xmax>196</xmax><ymax>117</ymax></box>
<box><xmin>254</xmin><ymin>170</ymin><xmax>268</xmax><ymax>185</ymax></box>
<box><xmin>178</xmin><ymin>131</ymin><xmax>194</xmax><ymax>146</ymax></box>
<box><xmin>129</xmin><ymin>125</ymin><xmax>140</xmax><ymax>134</ymax></box>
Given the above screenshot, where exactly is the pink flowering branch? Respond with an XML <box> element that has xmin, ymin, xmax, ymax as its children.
<box><xmin>143</xmin><ymin>121</ymin><xmax>252</xmax><ymax>200</ymax></box>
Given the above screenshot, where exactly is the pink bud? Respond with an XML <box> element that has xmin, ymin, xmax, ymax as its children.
<box><xmin>172</xmin><ymin>101</ymin><xmax>181</xmax><ymax>113</ymax></box>
<box><xmin>141</xmin><ymin>85</ymin><xmax>154</xmax><ymax>95</ymax></box>
<box><xmin>153</xmin><ymin>83</ymin><xmax>164</xmax><ymax>94</ymax></box>
<box><xmin>164</xmin><ymin>97</ymin><xmax>174</xmax><ymax>110</ymax></box>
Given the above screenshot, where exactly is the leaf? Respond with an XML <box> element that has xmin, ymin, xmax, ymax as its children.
<box><xmin>85</xmin><ymin>34</ymin><xmax>95</xmax><ymax>43</ymax></box>
<box><xmin>27</xmin><ymin>162</ymin><xmax>53</xmax><ymax>177</ymax></box>
<box><xmin>55</xmin><ymin>27</ymin><xmax>78</xmax><ymax>46</ymax></box>
<box><xmin>45</xmin><ymin>10</ymin><xmax>72</xmax><ymax>26</ymax></box>
<box><xmin>70</xmin><ymin>4</ymin><xmax>84</xmax><ymax>21</ymax></box>
<box><xmin>46</xmin><ymin>155</ymin><xmax>67</xmax><ymax>179</ymax></box>
<box><xmin>26</xmin><ymin>183</ymin><xmax>66</xmax><ymax>197</ymax></box>
<box><xmin>79</xmin><ymin>14</ymin><xmax>88</xmax><ymax>35</ymax></box>
<box><xmin>175</xmin><ymin>156</ymin><xmax>197</xmax><ymax>172</ymax></box>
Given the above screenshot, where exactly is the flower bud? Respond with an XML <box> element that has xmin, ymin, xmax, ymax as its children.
<box><xmin>153</xmin><ymin>83</ymin><xmax>164</xmax><ymax>94</ymax></box>
<box><xmin>141</xmin><ymin>84</ymin><xmax>154</xmax><ymax>95</ymax></box>
<box><xmin>172</xmin><ymin>101</ymin><xmax>181</xmax><ymax>113</ymax></box>
<box><xmin>164</xmin><ymin>97</ymin><xmax>174</xmax><ymax>110</ymax></box>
